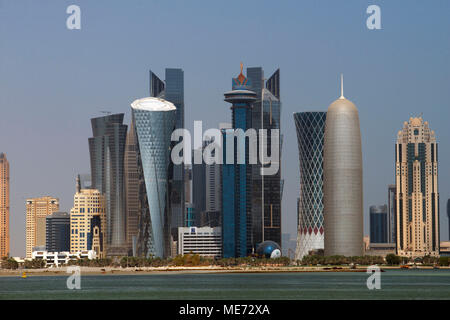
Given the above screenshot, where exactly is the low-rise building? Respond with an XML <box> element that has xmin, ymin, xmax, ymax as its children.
<box><xmin>178</xmin><ymin>227</ymin><xmax>221</xmax><ymax>258</ymax></box>
<box><xmin>31</xmin><ymin>250</ymin><xmax>97</xmax><ymax>267</ymax></box>
<box><xmin>364</xmin><ymin>243</ymin><xmax>396</xmax><ymax>257</ymax></box>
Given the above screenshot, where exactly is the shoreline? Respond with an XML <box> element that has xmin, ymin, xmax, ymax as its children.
<box><xmin>1</xmin><ymin>265</ymin><xmax>448</xmax><ymax>277</ymax></box>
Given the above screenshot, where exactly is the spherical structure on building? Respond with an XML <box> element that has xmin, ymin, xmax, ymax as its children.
<box><xmin>256</xmin><ymin>241</ymin><xmax>281</xmax><ymax>258</ymax></box>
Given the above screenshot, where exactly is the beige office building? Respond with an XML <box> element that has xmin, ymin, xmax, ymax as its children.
<box><xmin>0</xmin><ymin>153</ymin><xmax>10</xmax><ymax>258</ymax></box>
<box><xmin>395</xmin><ymin>117</ymin><xmax>440</xmax><ymax>258</ymax></box>
<box><xmin>70</xmin><ymin>188</ymin><xmax>106</xmax><ymax>258</ymax></box>
<box><xmin>26</xmin><ymin>196</ymin><xmax>59</xmax><ymax>258</ymax></box>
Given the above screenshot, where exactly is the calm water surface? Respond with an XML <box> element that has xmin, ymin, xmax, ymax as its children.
<box><xmin>0</xmin><ymin>270</ymin><xmax>449</xmax><ymax>300</ymax></box>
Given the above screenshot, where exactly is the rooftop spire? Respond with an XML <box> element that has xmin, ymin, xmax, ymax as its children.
<box><xmin>339</xmin><ymin>74</ymin><xmax>345</xmax><ymax>99</ymax></box>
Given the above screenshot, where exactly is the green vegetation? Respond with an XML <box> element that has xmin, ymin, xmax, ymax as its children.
<box><xmin>1</xmin><ymin>257</ymin><xmax>19</xmax><ymax>269</ymax></box>
<box><xmin>385</xmin><ymin>254</ymin><xmax>401</xmax><ymax>265</ymax></box>
<box><xmin>438</xmin><ymin>256</ymin><xmax>449</xmax><ymax>266</ymax></box>
<box><xmin>299</xmin><ymin>255</ymin><xmax>384</xmax><ymax>266</ymax></box>
<box><xmin>23</xmin><ymin>259</ymin><xmax>46</xmax><ymax>269</ymax></box>
<box><xmin>67</xmin><ymin>258</ymin><xmax>112</xmax><ymax>267</ymax></box>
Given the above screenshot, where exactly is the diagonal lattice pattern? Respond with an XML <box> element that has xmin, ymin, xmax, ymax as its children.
<box><xmin>294</xmin><ymin>112</ymin><xmax>326</xmax><ymax>260</ymax></box>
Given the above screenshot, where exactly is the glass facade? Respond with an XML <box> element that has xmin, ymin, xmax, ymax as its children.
<box><xmin>222</xmin><ymin>66</ymin><xmax>257</xmax><ymax>257</ymax></box>
<box><xmin>132</xmin><ymin>98</ymin><xmax>177</xmax><ymax>258</ymax></box>
<box><xmin>294</xmin><ymin>112</ymin><xmax>326</xmax><ymax>259</ymax></box>
<box><xmin>88</xmin><ymin>114</ymin><xmax>127</xmax><ymax>255</ymax></box>
<box><xmin>46</xmin><ymin>212</ymin><xmax>70</xmax><ymax>252</ymax></box>
<box><xmin>370</xmin><ymin>205</ymin><xmax>388</xmax><ymax>243</ymax></box>
<box><xmin>246</xmin><ymin>67</ymin><xmax>282</xmax><ymax>252</ymax></box>
<box><xmin>150</xmin><ymin>69</ymin><xmax>185</xmax><ymax>238</ymax></box>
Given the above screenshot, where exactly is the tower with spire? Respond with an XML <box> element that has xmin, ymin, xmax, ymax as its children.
<box><xmin>323</xmin><ymin>75</ymin><xmax>364</xmax><ymax>256</ymax></box>
<box><xmin>222</xmin><ymin>63</ymin><xmax>257</xmax><ymax>258</ymax></box>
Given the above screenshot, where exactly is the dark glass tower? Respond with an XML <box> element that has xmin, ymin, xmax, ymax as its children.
<box><xmin>149</xmin><ymin>69</ymin><xmax>185</xmax><ymax>240</ymax></box>
<box><xmin>370</xmin><ymin>205</ymin><xmax>388</xmax><ymax>243</ymax></box>
<box><xmin>88</xmin><ymin>113</ymin><xmax>127</xmax><ymax>256</ymax></box>
<box><xmin>246</xmin><ymin>67</ymin><xmax>282</xmax><ymax>251</ymax></box>
<box><xmin>447</xmin><ymin>199</ymin><xmax>450</xmax><ymax>240</ymax></box>
<box><xmin>222</xmin><ymin>65</ymin><xmax>257</xmax><ymax>257</ymax></box>
<box><xmin>46</xmin><ymin>212</ymin><xmax>70</xmax><ymax>252</ymax></box>
<box><xmin>294</xmin><ymin>112</ymin><xmax>326</xmax><ymax>259</ymax></box>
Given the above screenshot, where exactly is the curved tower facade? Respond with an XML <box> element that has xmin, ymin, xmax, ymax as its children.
<box><xmin>88</xmin><ymin>113</ymin><xmax>127</xmax><ymax>256</ymax></box>
<box><xmin>323</xmin><ymin>79</ymin><xmax>363</xmax><ymax>256</ymax></box>
<box><xmin>132</xmin><ymin>97</ymin><xmax>177</xmax><ymax>258</ymax></box>
<box><xmin>294</xmin><ymin>112</ymin><xmax>326</xmax><ymax>260</ymax></box>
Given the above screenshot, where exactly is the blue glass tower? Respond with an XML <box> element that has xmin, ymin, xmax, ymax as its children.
<box><xmin>131</xmin><ymin>97</ymin><xmax>177</xmax><ymax>258</ymax></box>
<box><xmin>222</xmin><ymin>64</ymin><xmax>257</xmax><ymax>258</ymax></box>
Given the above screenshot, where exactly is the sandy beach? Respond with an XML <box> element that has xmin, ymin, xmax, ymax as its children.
<box><xmin>1</xmin><ymin>265</ymin><xmax>447</xmax><ymax>277</ymax></box>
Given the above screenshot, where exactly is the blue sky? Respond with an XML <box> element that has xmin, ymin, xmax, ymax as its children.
<box><xmin>1</xmin><ymin>0</ymin><xmax>449</xmax><ymax>256</ymax></box>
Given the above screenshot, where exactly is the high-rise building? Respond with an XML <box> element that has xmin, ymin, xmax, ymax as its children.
<box><xmin>0</xmin><ymin>153</ymin><xmax>9</xmax><ymax>258</ymax></box>
<box><xmin>70</xmin><ymin>188</ymin><xmax>106</xmax><ymax>258</ymax></box>
<box><xmin>246</xmin><ymin>67</ymin><xmax>282</xmax><ymax>250</ymax></box>
<box><xmin>293</xmin><ymin>112</ymin><xmax>327</xmax><ymax>260</ymax></box>
<box><xmin>88</xmin><ymin>113</ymin><xmax>127</xmax><ymax>256</ymax></box>
<box><xmin>46</xmin><ymin>212</ymin><xmax>70</xmax><ymax>252</ymax></box>
<box><xmin>131</xmin><ymin>97</ymin><xmax>177</xmax><ymax>258</ymax></box>
<box><xmin>26</xmin><ymin>196</ymin><xmax>59</xmax><ymax>258</ymax></box>
<box><xmin>370</xmin><ymin>205</ymin><xmax>388</xmax><ymax>243</ymax></box>
<box><xmin>205</xmin><ymin>139</ymin><xmax>222</xmax><ymax>216</ymax></box>
<box><xmin>387</xmin><ymin>184</ymin><xmax>396</xmax><ymax>243</ymax></box>
<box><xmin>323</xmin><ymin>76</ymin><xmax>363</xmax><ymax>256</ymax></box>
<box><xmin>222</xmin><ymin>64</ymin><xmax>257</xmax><ymax>258</ymax></box>
<box><xmin>149</xmin><ymin>69</ymin><xmax>185</xmax><ymax>238</ymax></box>
<box><xmin>448</xmin><ymin>199</ymin><xmax>450</xmax><ymax>240</ymax></box>
<box><xmin>192</xmin><ymin>146</ymin><xmax>206</xmax><ymax>226</ymax></box>
<box><xmin>124</xmin><ymin>119</ymin><xmax>139</xmax><ymax>255</ymax></box>
<box><xmin>395</xmin><ymin>116</ymin><xmax>440</xmax><ymax>258</ymax></box>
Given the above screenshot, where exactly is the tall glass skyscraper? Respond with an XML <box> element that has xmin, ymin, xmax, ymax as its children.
<box><xmin>222</xmin><ymin>64</ymin><xmax>257</xmax><ymax>257</ymax></box>
<box><xmin>132</xmin><ymin>97</ymin><xmax>177</xmax><ymax>258</ymax></box>
<box><xmin>370</xmin><ymin>205</ymin><xmax>388</xmax><ymax>243</ymax></box>
<box><xmin>387</xmin><ymin>184</ymin><xmax>396</xmax><ymax>243</ymax></box>
<box><xmin>293</xmin><ymin>112</ymin><xmax>326</xmax><ymax>260</ymax></box>
<box><xmin>88</xmin><ymin>113</ymin><xmax>127</xmax><ymax>256</ymax></box>
<box><xmin>149</xmin><ymin>69</ymin><xmax>185</xmax><ymax>241</ymax></box>
<box><xmin>246</xmin><ymin>67</ymin><xmax>282</xmax><ymax>250</ymax></box>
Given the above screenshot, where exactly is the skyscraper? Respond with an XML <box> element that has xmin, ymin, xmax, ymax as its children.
<box><xmin>246</xmin><ymin>67</ymin><xmax>282</xmax><ymax>250</ymax></box>
<box><xmin>387</xmin><ymin>184</ymin><xmax>396</xmax><ymax>243</ymax></box>
<box><xmin>222</xmin><ymin>64</ymin><xmax>257</xmax><ymax>258</ymax></box>
<box><xmin>132</xmin><ymin>97</ymin><xmax>177</xmax><ymax>258</ymax></box>
<box><xmin>370</xmin><ymin>205</ymin><xmax>388</xmax><ymax>243</ymax></box>
<box><xmin>70</xmin><ymin>188</ymin><xmax>106</xmax><ymax>258</ymax></box>
<box><xmin>46</xmin><ymin>212</ymin><xmax>70</xmax><ymax>252</ymax></box>
<box><xmin>323</xmin><ymin>76</ymin><xmax>363</xmax><ymax>256</ymax></box>
<box><xmin>26</xmin><ymin>196</ymin><xmax>59</xmax><ymax>258</ymax></box>
<box><xmin>293</xmin><ymin>112</ymin><xmax>326</xmax><ymax>260</ymax></box>
<box><xmin>448</xmin><ymin>199</ymin><xmax>450</xmax><ymax>240</ymax></box>
<box><xmin>149</xmin><ymin>69</ymin><xmax>185</xmax><ymax>237</ymax></box>
<box><xmin>0</xmin><ymin>153</ymin><xmax>9</xmax><ymax>258</ymax></box>
<box><xmin>395</xmin><ymin>116</ymin><xmax>440</xmax><ymax>258</ymax></box>
<box><xmin>124</xmin><ymin>119</ymin><xmax>139</xmax><ymax>255</ymax></box>
<box><xmin>88</xmin><ymin>113</ymin><xmax>127</xmax><ymax>256</ymax></box>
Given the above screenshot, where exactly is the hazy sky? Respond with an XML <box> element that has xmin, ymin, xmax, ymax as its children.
<box><xmin>1</xmin><ymin>0</ymin><xmax>449</xmax><ymax>257</ymax></box>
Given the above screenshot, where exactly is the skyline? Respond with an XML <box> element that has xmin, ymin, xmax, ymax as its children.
<box><xmin>1</xmin><ymin>0</ymin><xmax>450</xmax><ymax>256</ymax></box>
